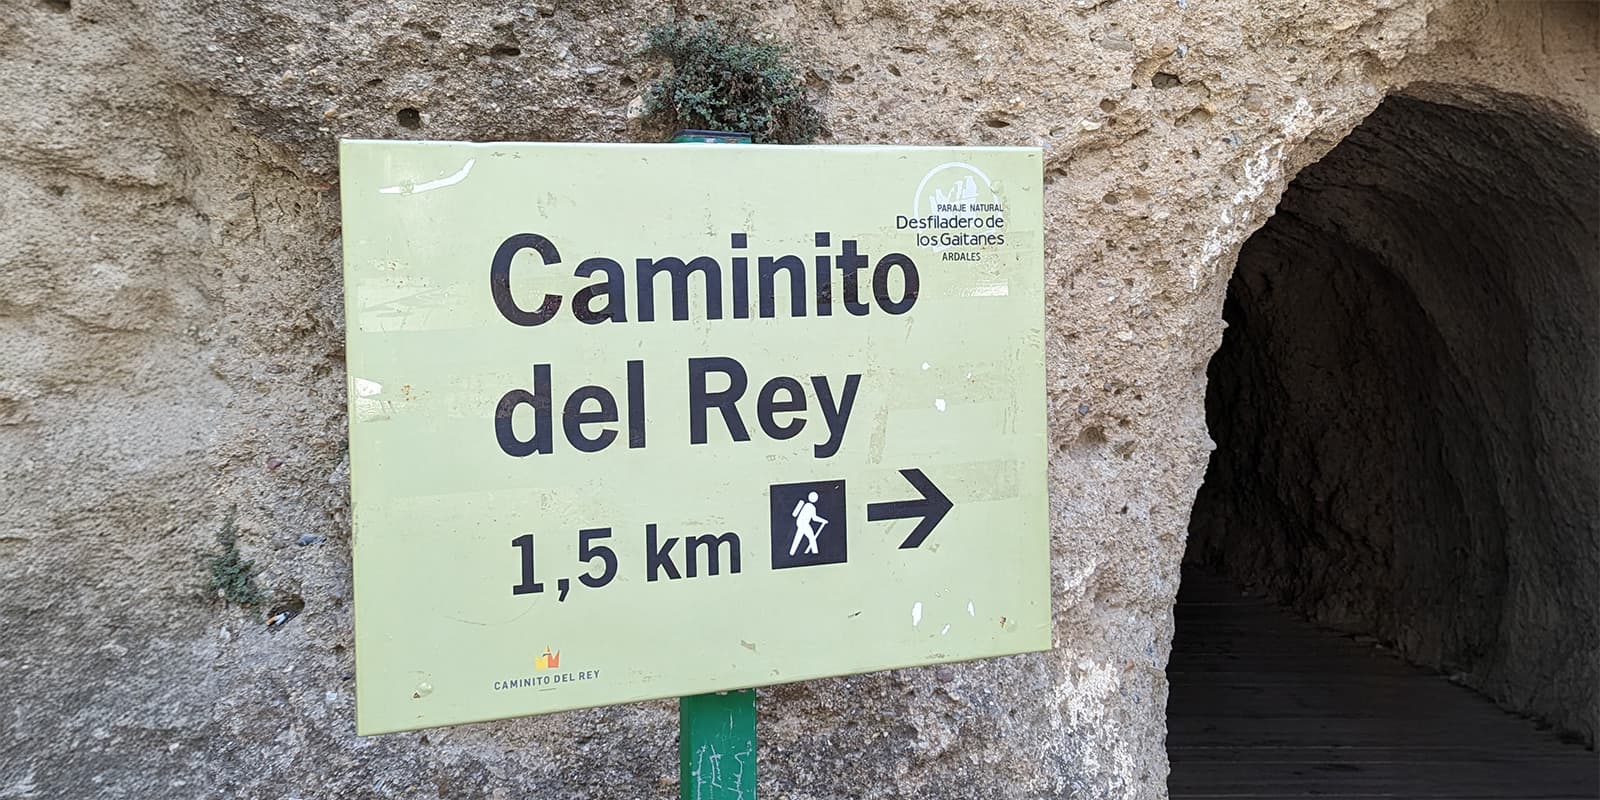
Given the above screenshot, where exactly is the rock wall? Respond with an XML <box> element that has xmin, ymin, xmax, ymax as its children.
<box><xmin>1189</xmin><ymin>89</ymin><xmax>1600</xmax><ymax>743</ymax></box>
<box><xmin>0</xmin><ymin>0</ymin><xmax>1593</xmax><ymax>797</ymax></box>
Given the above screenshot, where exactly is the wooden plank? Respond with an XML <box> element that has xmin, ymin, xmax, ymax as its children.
<box><xmin>1166</xmin><ymin>716</ymin><xmax>1583</xmax><ymax>749</ymax></box>
<box><xmin>1169</xmin><ymin>644</ymin><xmax>1410</xmax><ymax>658</ymax></box>
<box><xmin>1167</xmin><ymin>655</ymin><xmax>1422</xmax><ymax>675</ymax></box>
<box><xmin>1169</xmin><ymin>745</ymin><xmax>1592</xmax><ymax>763</ymax></box>
<box><xmin>1167</xmin><ymin>569</ymin><xmax>1597</xmax><ymax>799</ymax></box>
<box><xmin>1168</xmin><ymin>683</ymin><xmax>1495</xmax><ymax>715</ymax></box>
<box><xmin>1167</xmin><ymin>759</ymin><xmax>1598</xmax><ymax>797</ymax></box>
<box><xmin>1174</xmin><ymin>794</ymin><xmax>1597</xmax><ymax>800</ymax></box>
<box><xmin>1169</xmin><ymin>673</ymin><xmax>1445</xmax><ymax>683</ymax></box>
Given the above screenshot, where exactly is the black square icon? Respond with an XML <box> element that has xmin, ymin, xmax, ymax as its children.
<box><xmin>769</xmin><ymin>480</ymin><xmax>847</xmax><ymax>569</ymax></box>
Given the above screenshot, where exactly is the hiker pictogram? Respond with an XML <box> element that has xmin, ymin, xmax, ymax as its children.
<box><xmin>790</xmin><ymin>491</ymin><xmax>829</xmax><ymax>555</ymax></box>
<box><xmin>769</xmin><ymin>480</ymin><xmax>848</xmax><ymax>570</ymax></box>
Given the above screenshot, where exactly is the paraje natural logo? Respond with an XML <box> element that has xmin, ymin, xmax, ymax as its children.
<box><xmin>898</xmin><ymin>162</ymin><xmax>1008</xmax><ymax>257</ymax></box>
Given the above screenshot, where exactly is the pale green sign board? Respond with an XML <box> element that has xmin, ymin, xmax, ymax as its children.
<box><xmin>341</xmin><ymin>140</ymin><xmax>1049</xmax><ymax>735</ymax></box>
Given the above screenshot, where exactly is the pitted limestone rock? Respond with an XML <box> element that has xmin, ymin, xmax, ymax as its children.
<box><xmin>0</xmin><ymin>0</ymin><xmax>1594</xmax><ymax>797</ymax></box>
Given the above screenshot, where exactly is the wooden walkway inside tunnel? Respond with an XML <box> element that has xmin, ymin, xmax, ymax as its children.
<box><xmin>1166</xmin><ymin>570</ymin><xmax>1599</xmax><ymax>799</ymax></box>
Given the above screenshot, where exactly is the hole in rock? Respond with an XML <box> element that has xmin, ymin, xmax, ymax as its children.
<box><xmin>266</xmin><ymin>595</ymin><xmax>306</xmax><ymax>631</ymax></box>
<box><xmin>1151</xmin><ymin>72</ymin><xmax>1181</xmax><ymax>89</ymax></box>
<box><xmin>1175</xmin><ymin>107</ymin><xmax>1212</xmax><ymax>127</ymax></box>
<box><xmin>396</xmin><ymin>107</ymin><xmax>422</xmax><ymax>129</ymax></box>
<box><xmin>1171</xmin><ymin>91</ymin><xmax>1599</xmax><ymax>796</ymax></box>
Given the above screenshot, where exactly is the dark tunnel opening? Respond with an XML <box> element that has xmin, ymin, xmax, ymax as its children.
<box><xmin>1182</xmin><ymin>87</ymin><xmax>1600</xmax><ymax>751</ymax></box>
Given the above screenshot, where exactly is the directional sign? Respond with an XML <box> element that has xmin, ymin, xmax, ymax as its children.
<box><xmin>341</xmin><ymin>141</ymin><xmax>1049</xmax><ymax>735</ymax></box>
<box><xmin>867</xmin><ymin>469</ymin><xmax>954</xmax><ymax>550</ymax></box>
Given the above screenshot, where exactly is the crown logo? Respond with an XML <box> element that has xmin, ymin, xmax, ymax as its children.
<box><xmin>535</xmin><ymin>646</ymin><xmax>561</xmax><ymax>671</ymax></box>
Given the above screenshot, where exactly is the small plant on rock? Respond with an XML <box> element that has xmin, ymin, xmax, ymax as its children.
<box><xmin>207</xmin><ymin>511</ymin><xmax>264</xmax><ymax>610</ymax></box>
<box><xmin>640</xmin><ymin>21</ymin><xmax>823</xmax><ymax>144</ymax></box>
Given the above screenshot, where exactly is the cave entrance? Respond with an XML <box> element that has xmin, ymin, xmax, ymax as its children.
<box><xmin>1168</xmin><ymin>91</ymin><xmax>1600</xmax><ymax>797</ymax></box>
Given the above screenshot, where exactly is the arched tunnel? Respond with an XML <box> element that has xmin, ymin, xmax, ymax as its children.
<box><xmin>1169</xmin><ymin>90</ymin><xmax>1600</xmax><ymax>796</ymax></box>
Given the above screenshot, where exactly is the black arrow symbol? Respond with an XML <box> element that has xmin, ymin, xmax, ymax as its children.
<box><xmin>867</xmin><ymin>468</ymin><xmax>953</xmax><ymax>549</ymax></box>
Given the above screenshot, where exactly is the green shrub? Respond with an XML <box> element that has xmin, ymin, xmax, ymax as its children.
<box><xmin>641</xmin><ymin>21</ymin><xmax>823</xmax><ymax>144</ymax></box>
<box><xmin>208</xmin><ymin>511</ymin><xmax>264</xmax><ymax>609</ymax></box>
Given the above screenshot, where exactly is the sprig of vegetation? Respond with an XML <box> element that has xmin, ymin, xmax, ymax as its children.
<box><xmin>208</xmin><ymin>511</ymin><xmax>264</xmax><ymax>609</ymax></box>
<box><xmin>641</xmin><ymin>21</ymin><xmax>823</xmax><ymax>144</ymax></box>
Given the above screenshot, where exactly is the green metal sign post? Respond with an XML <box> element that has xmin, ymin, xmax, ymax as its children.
<box><xmin>679</xmin><ymin>689</ymin><xmax>758</xmax><ymax>799</ymax></box>
<box><xmin>675</xmin><ymin>129</ymin><xmax>758</xmax><ymax>800</ymax></box>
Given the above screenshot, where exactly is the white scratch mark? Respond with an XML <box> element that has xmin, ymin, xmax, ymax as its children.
<box><xmin>691</xmin><ymin>741</ymin><xmax>753</xmax><ymax>800</ymax></box>
<box><xmin>911</xmin><ymin>602</ymin><xmax>923</xmax><ymax>626</ymax></box>
<box><xmin>968</xmin><ymin>601</ymin><xmax>976</xmax><ymax>617</ymax></box>
<box><xmin>940</xmin><ymin>624</ymin><xmax>951</xmax><ymax>635</ymax></box>
<box><xmin>730</xmin><ymin>748</ymin><xmax>751</xmax><ymax>796</ymax></box>
<box><xmin>966</xmin><ymin>282</ymin><xmax>1010</xmax><ymax>297</ymax></box>
<box><xmin>355</xmin><ymin>378</ymin><xmax>383</xmax><ymax>397</ymax></box>
<box><xmin>378</xmin><ymin>158</ymin><xmax>477</xmax><ymax>195</ymax></box>
<box><xmin>934</xmin><ymin>398</ymin><xmax>947</xmax><ymax>412</ymax></box>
